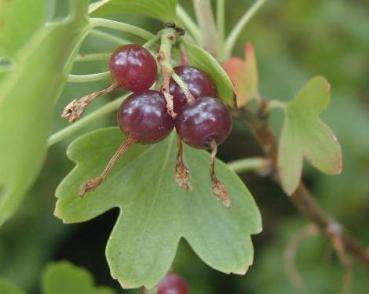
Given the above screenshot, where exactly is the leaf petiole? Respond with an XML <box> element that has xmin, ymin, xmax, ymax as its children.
<box><xmin>90</xmin><ymin>18</ymin><xmax>155</xmax><ymax>41</ymax></box>
<box><xmin>47</xmin><ymin>94</ymin><xmax>128</xmax><ymax>147</ymax></box>
<box><xmin>68</xmin><ymin>35</ymin><xmax>160</xmax><ymax>82</ymax></box>
<box><xmin>74</xmin><ymin>52</ymin><xmax>111</xmax><ymax>62</ymax></box>
<box><xmin>216</xmin><ymin>0</ymin><xmax>225</xmax><ymax>58</ymax></box>
<box><xmin>89</xmin><ymin>29</ymin><xmax>130</xmax><ymax>45</ymax></box>
<box><xmin>227</xmin><ymin>157</ymin><xmax>270</xmax><ymax>174</ymax></box>
<box><xmin>224</xmin><ymin>0</ymin><xmax>268</xmax><ymax>59</ymax></box>
<box><xmin>67</xmin><ymin>71</ymin><xmax>110</xmax><ymax>83</ymax></box>
<box><xmin>175</xmin><ymin>5</ymin><xmax>201</xmax><ymax>44</ymax></box>
<box><xmin>268</xmin><ymin>99</ymin><xmax>287</xmax><ymax>111</ymax></box>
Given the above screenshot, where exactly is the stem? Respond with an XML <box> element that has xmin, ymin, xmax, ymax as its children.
<box><xmin>69</xmin><ymin>34</ymin><xmax>159</xmax><ymax>83</ymax></box>
<box><xmin>79</xmin><ymin>136</ymin><xmax>136</xmax><ymax>196</ymax></box>
<box><xmin>236</xmin><ymin>107</ymin><xmax>369</xmax><ymax>267</ymax></box>
<box><xmin>268</xmin><ymin>99</ymin><xmax>287</xmax><ymax>110</ymax></box>
<box><xmin>68</xmin><ymin>72</ymin><xmax>110</xmax><ymax>83</ymax></box>
<box><xmin>210</xmin><ymin>140</ymin><xmax>230</xmax><ymax>207</ymax></box>
<box><xmin>90</xmin><ymin>18</ymin><xmax>155</xmax><ymax>40</ymax></box>
<box><xmin>224</xmin><ymin>0</ymin><xmax>267</xmax><ymax>59</ymax></box>
<box><xmin>89</xmin><ymin>29</ymin><xmax>129</xmax><ymax>45</ymax></box>
<box><xmin>176</xmin><ymin>5</ymin><xmax>201</xmax><ymax>44</ymax></box>
<box><xmin>158</xmin><ymin>28</ymin><xmax>178</xmax><ymax>117</ymax></box>
<box><xmin>172</xmin><ymin>73</ymin><xmax>195</xmax><ymax>104</ymax></box>
<box><xmin>47</xmin><ymin>94</ymin><xmax>128</xmax><ymax>147</ymax></box>
<box><xmin>193</xmin><ymin>0</ymin><xmax>218</xmax><ymax>56</ymax></box>
<box><xmin>175</xmin><ymin>136</ymin><xmax>192</xmax><ymax>191</ymax></box>
<box><xmin>216</xmin><ymin>0</ymin><xmax>225</xmax><ymax>58</ymax></box>
<box><xmin>75</xmin><ymin>52</ymin><xmax>111</xmax><ymax>62</ymax></box>
<box><xmin>228</xmin><ymin>157</ymin><xmax>269</xmax><ymax>173</ymax></box>
<box><xmin>62</xmin><ymin>82</ymin><xmax>119</xmax><ymax>123</ymax></box>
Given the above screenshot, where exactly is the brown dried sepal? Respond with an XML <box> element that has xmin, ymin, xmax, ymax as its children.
<box><xmin>62</xmin><ymin>82</ymin><xmax>118</xmax><ymax>123</ymax></box>
<box><xmin>175</xmin><ymin>137</ymin><xmax>192</xmax><ymax>191</ymax></box>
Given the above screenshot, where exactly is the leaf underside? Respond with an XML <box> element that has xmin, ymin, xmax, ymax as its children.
<box><xmin>183</xmin><ymin>40</ymin><xmax>236</xmax><ymax>107</ymax></box>
<box><xmin>278</xmin><ymin>77</ymin><xmax>342</xmax><ymax>195</ymax></box>
<box><xmin>0</xmin><ymin>0</ymin><xmax>90</xmax><ymax>225</ymax></box>
<box><xmin>55</xmin><ymin>128</ymin><xmax>262</xmax><ymax>289</ymax></box>
<box><xmin>89</xmin><ymin>0</ymin><xmax>177</xmax><ymax>21</ymax></box>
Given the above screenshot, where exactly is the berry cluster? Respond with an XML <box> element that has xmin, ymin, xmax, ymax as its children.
<box><xmin>64</xmin><ymin>27</ymin><xmax>232</xmax><ymax>206</ymax></box>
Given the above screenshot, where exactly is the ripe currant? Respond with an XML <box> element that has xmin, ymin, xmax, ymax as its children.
<box><xmin>169</xmin><ymin>66</ymin><xmax>217</xmax><ymax>113</ymax></box>
<box><xmin>80</xmin><ymin>90</ymin><xmax>174</xmax><ymax>195</ymax></box>
<box><xmin>63</xmin><ymin>44</ymin><xmax>158</xmax><ymax>123</ymax></box>
<box><xmin>175</xmin><ymin>96</ymin><xmax>232</xmax><ymax>206</ymax></box>
<box><xmin>157</xmin><ymin>272</ymin><xmax>189</xmax><ymax>294</ymax></box>
<box><xmin>175</xmin><ymin>96</ymin><xmax>232</xmax><ymax>149</ymax></box>
<box><xmin>109</xmin><ymin>44</ymin><xmax>157</xmax><ymax>92</ymax></box>
<box><xmin>117</xmin><ymin>90</ymin><xmax>174</xmax><ymax>144</ymax></box>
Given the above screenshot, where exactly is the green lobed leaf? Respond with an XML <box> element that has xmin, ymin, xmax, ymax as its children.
<box><xmin>0</xmin><ymin>278</ymin><xmax>25</xmax><ymax>294</ymax></box>
<box><xmin>0</xmin><ymin>0</ymin><xmax>90</xmax><ymax>225</ymax></box>
<box><xmin>0</xmin><ymin>0</ymin><xmax>44</xmax><ymax>58</ymax></box>
<box><xmin>89</xmin><ymin>0</ymin><xmax>177</xmax><ymax>21</ymax></box>
<box><xmin>55</xmin><ymin>128</ymin><xmax>262</xmax><ymax>289</ymax></box>
<box><xmin>278</xmin><ymin>77</ymin><xmax>343</xmax><ymax>195</ymax></box>
<box><xmin>182</xmin><ymin>40</ymin><xmax>236</xmax><ymax>107</ymax></box>
<box><xmin>42</xmin><ymin>261</ymin><xmax>115</xmax><ymax>294</ymax></box>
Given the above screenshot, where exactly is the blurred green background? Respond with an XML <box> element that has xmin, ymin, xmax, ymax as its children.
<box><xmin>1</xmin><ymin>0</ymin><xmax>369</xmax><ymax>293</ymax></box>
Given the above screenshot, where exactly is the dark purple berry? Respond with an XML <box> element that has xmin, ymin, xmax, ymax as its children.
<box><xmin>175</xmin><ymin>96</ymin><xmax>232</xmax><ymax>149</ymax></box>
<box><xmin>109</xmin><ymin>44</ymin><xmax>157</xmax><ymax>92</ymax></box>
<box><xmin>169</xmin><ymin>66</ymin><xmax>217</xmax><ymax>113</ymax></box>
<box><xmin>157</xmin><ymin>272</ymin><xmax>188</xmax><ymax>294</ymax></box>
<box><xmin>117</xmin><ymin>90</ymin><xmax>174</xmax><ymax>144</ymax></box>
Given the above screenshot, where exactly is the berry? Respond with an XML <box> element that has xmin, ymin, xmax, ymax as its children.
<box><xmin>157</xmin><ymin>272</ymin><xmax>188</xmax><ymax>294</ymax></box>
<box><xmin>169</xmin><ymin>66</ymin><xmax>217</xmax><ymax>113</ymax></box>
<box><xmin>109</xmin><ymin>44</ymin><xmax>157</xmax><ymax>92</ymax></box>
<box><xmin>117</xmin><ymin>90</ymin><xmax>174</xmax><ymax>144</ymax></box>
<box><xmin>175</xmin><ymin>96</ymin><xmax>232</xmax><ymax>149</ymax></box>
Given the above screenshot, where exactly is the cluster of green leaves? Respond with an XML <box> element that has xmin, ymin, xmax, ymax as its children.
<box><xmin>0</xmin><ymin>0</ymin><xmax>261</xmax><ymax>290</ymax></box>
<box><xmin>0</xmin><ymin>261</ymin><xmax>114</xmax><ymax>294</ymax></box>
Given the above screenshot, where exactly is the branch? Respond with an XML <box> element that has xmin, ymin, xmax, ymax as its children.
<box><xmin>235</xmin><ymin>107</ymin><xmax>369</xmax><ymax>267</ymax></box>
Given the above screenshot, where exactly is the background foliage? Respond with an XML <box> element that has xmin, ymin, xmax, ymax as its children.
<box><xmin>0</xmin><ymin>0</ymin><xmax>368</xmax><ymax>293</ymax></box>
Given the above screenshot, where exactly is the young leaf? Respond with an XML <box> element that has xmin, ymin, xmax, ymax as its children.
<box><xmin>0</xmin><ymin>278</ymin><xmax>25</xmax><ymax>294</ymax></box>
<box><xmin>55</xmin><ymin>128</ymin><xmax>262</xmax><ymax>289</ymax></box>
<box><xmin>0</xmin><ymin>0</ymin><xmax>90</xmax><ymax>225</ymax></box>
<box><xmin>182</xmin><ymin>40</ymin><xmax>236</xmax><ymax>107</ymax></box>
<box><xmin>42</xmin><ymin>261</ymin><xmax>115</xmax><ymax>294</ymax></box>
<box><xmin>278</xmin><ymin>77</ymin><xmax>343</xmax><ymax>195</ymax></box>
<box><xmin>223</xmin><ymin>42</ymin><xmax>259</xmax><ymax>107</ymax></box>
<box><xmin>89</xmin><ymin>0</ymin><xmax>177</xmax><ymax>21</ymax></box>
<box><xmin>0</xmin><ymin>0</ymin><xmax>44</xmax><ymax>58</ymax></box>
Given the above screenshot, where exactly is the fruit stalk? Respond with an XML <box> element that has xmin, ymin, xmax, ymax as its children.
<box><xmin>79</xmin><ymin>136</ymin><xmax>136</xmax><ymax>196</ymax></box>
<box><xmin>62</xmin><ymin>82</ymin><xmax>118</xmax><ymax>122</ymax></box>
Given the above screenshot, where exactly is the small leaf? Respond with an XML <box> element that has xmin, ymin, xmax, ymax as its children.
<box><xmin>42</xmin><ymin>261</ymin><xmax>115</xmax><ymax>294</ymax></box>
<box><xmin>0</xmin><ymin>0</ymin><xmax>90</xmax><ymax>225</ymax></box>
<box><xmin>89</xmin><ymin>0</ymin><xmax>177</xmax><ymax>21</ymax></box>
<box><xmin>223</xmin><ymin>42</ymin><xmax>259</xmax><ymax>107</ymax></box>
<box><xmin>55</xmin><ymin>128</ymin><xmax>262</xmax><ymax>289</ymax></box>
<box><xmin>278</xmin><ymin>77</ymin><xmax>343</xmax><ymax>195</ymax></box>
<box><xmin>0</xmin><ymin>278</ymin><xmax>25</xmax><ymax>294</ymax></box>
<box><xmin>182</xmin><ymin>40</ymin><xmax>235</xmax><ymax>107</ymax></box>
